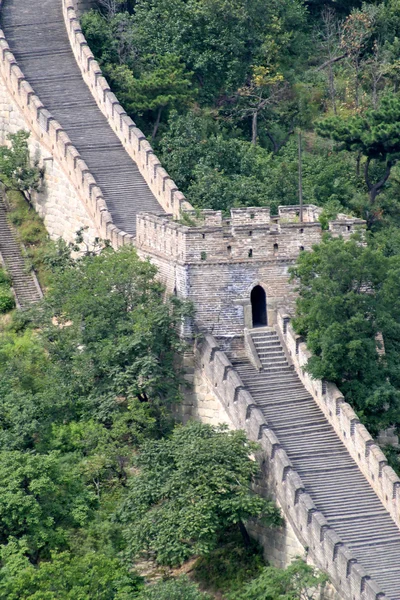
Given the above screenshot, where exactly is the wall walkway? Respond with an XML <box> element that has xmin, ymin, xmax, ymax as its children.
<box><xmin>196</xmin><ymin>331</ymin><xmax>400</xmax><ymax>600</ymax></box>
<box><xmin>0</xmin><ymin>195</ymin><xmax>42</xmax><ymax>307</ymax></box>
<box><xmin>1</xmin><ymin>0</ymin><xmax>163</xmax><ymax>239</ymax></box>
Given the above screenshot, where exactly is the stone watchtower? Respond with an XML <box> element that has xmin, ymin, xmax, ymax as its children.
<box><xmin>136</xmin><ymin>204</ymin><xmax>364</xmax><ymax>355</ymax></box>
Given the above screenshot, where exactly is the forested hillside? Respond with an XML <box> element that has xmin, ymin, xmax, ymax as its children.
<box><xmin>83</xmin><ymin>0</ymin><xmax>400</xmax><ymax>227</ymax></box>
<box><xmin>2</xmin><ymin>0</ymin><xmax>400</xmax><ymax>596</ymax></box>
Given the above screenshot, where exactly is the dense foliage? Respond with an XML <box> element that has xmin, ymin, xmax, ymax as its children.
<box><xmin>291</xmin><ymin>231</ymin><xmax>400</xmax><ymax>460</ymax></box>
<box><xmin>228</xmin><ymin>559</ymin><xmax>328</xmax><ymax>600</ymax></box>
<box><xmin>0</xmin><ymin>267</ymin><xmax>14</xmax><ymax>314</ymax></box>
<box><xmin>82</xmin><ymin>0</ymin><xmax>400</xmax><ymax>223</ymax></box>
<box><xmin>120</xmin><ymin>422</ymin><xmax>281</xmax><ymax>566</ymax></box>
<box><xmin>0</xmin><ymin>238</ymin><xmax>312</xmax><ymax>597</ymax></box>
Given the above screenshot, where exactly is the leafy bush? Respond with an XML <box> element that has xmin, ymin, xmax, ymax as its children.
<box><xmin>193</xmin><ymin>528</ymin><xmax>264</xmax><ymax>594</ymax></box>
<box><xmin>0</xmin><ymin>267</ymin><xmax>11</xmax><ymax>287</ymax></box>
<box><xmin>135</xmin><ymin>576</ymin><xmax>211</xmax><ymax>600</ymax></box>
<box><xmin>228</xmin><ymin>559</ymin><xmax>328</xmax><ymax>600</ymax></box>
<box><xmin>0</xmin><ymin>288</ymin><xmax>15</xmax><ymax>314</ymax></box>
<box><xmin>120</xmin><ymin>421</ymin><xmax>281</xmax><ymax>566</ymax></box>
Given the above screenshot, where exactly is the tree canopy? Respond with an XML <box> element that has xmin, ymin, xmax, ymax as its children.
<box><xmin>120</xmin><ymin>421</ymin><xmax>281</xmax><ymax>566</ymax></box>
<box><xmin>291</xmin><ymin>233</ymin><xmax>400</xmax><ymax>437</ymax></box>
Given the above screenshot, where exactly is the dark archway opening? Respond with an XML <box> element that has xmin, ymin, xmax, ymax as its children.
<box><xmin>251</xmin><ymin>285</ymin><xmax>267</xmax><ymax>327</ymax></box>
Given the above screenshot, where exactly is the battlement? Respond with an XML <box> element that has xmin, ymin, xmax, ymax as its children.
<box><xmin>136</xmin><ymin>205</ymin><xmax>364</xmax><ymax>264</ymax></box>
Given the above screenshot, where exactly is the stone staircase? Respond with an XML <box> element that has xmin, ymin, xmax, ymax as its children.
<box><xmin>1</xmin><ymin>0</ymin><xmax>163</xmax><ymax>237</ymax></box>
<box><xmin>232</xmin><ymin>328</ymin><xmax>400</xmax><ymax>600</ymax></box>
<box><xmin>0</xmin><ymin>197</ymin><xmax>42</xmax><ymax>308</ymax></box>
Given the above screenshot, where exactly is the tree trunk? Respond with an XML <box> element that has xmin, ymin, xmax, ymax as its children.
<box><xmin>355</xmin><ymin>60</ymin><xmax>360</xmax><ymax>109</ymax></box>
<box><xmin>265</xmin><ymin>128</ymin><xmax>294</xmax><ymax>154</ymax></box>
<box><xmin>356</xmin><ymin>152</ymin><xmax>361</xmax><ymax>177</ymax></box>
<box><xmin>251</xmin><ymin>111</ymin><xmax>258</xmax><ymax>145</ymax></box>
<box><xmin>238</xmin><ymin>520</ymin><xmax>251</xmax><ymax>548</ymax></box>
<box><xmin>364</xmin><ymin>157</ymin><xmax>393</xmax><ymax>210</ymax></box>
<box><xmin>328</xmin><ymin>63</ymin><xmax>336</xmax><ymax>114</ymax></box>
<box><xmin>151</xmin><ymin>106</ymin><xmax>163</xmax><ymax>141</ymax></box>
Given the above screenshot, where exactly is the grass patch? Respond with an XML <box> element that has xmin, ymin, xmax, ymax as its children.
<box><xmin>192</xmin><ymin>528</ymin><xmax>264</xmax><ymax>596</ymax></box>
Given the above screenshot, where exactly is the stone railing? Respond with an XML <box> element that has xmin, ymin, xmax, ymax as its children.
<box><xmin>276</xmin><ymin>308</ymin><xmax>400</xmax><ymax>532</ymax></box>
<box><xmin>63</xmin><ymin>0</ymin><xmax>193</xmax><ymax>217</ymax></box>
<box><xmin>0</xmin><ymin>0</ymin><xmax>133</xmax><ymax>249</ymax></box>
<box><xmin>197</xmin><ymin>333</ymin><xmax>385</xmax><ymax>600</ymax></box>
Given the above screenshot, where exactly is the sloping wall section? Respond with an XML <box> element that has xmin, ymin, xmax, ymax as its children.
<box><xmin>276</xmin><ymin>309</ymin><xmax>400</xmax><ymax>535</ymax></box>
<box><xmin>63</xmin><ymin>0</ymin><xmax>192</xmax><ymax>218</ymax></box>
<box><xmin>195</xmin><ymin>334</ymin><xmax>387</xmax><ymax>600</ymax></box>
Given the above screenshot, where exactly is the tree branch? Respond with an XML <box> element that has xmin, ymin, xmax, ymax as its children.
<box><xmin>316</xmin><ymin>53</ymin><xmax>348</xmax><ymax>72</ymax></box>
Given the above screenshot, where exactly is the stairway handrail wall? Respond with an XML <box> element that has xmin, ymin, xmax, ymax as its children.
<box><xmin>62</xmin><ymin>0</ymin><xmax>193</xmax><ymax>218</ymax></box>
<box><xmin>276</xmin><ymin>308</ymin><xmax>400</xmax><ymax>533</ymax></box>
<box><xmin>197</xmin><ymin>333</ymin><xmax>384</xmax><ymax>600</ymax></box>
<box><xmin>0</xmin><ymin>1</ymin><xmax>136</xmax><ymax>248</ymax></box>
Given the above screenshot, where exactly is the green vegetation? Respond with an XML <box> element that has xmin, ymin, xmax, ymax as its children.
<box><xmin>0</xmin><ymin>239</ymin><xmax>319</xmax><ymax>598</ymax></box>
<box><xmin>120</xmin><ymin>422</ymin><xmax>281</xmax><ymax>566</ymax></box>
<box><xmin>192</xmin><ymin>529</ymin><xmax>264</xmax><ymax>594</ymax></box>
<box><xmin>82</xmin><ymin>0</ymin><xmax>400</xmax><ymax>224</ymax></box>
<box><xmin>0</xmin><ymin>131</ymin><xmax>42</xmax><ymax>204</ymax></box>
<box><xmin>0</xmin><ymin>267</ymin><xmax>14</xmax><ymax>314</ymax></box>
<box><xmin>135</xmin><ymin>576</ymin><xmax>211</xmax><ymax>600</ymax></box>
<box><xmin>291</xmin><ymin>230</ymin><xmax>400</xmax><ymax>467</ymax></box>
<box><xmin>228</xmin><ymin>559</ymin><xmax>328</xmax><ymax>600</ymax></box>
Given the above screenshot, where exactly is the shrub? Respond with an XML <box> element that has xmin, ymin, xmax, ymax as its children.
<box><xmin>0</xmin><ymin>288</ymin><xmax>15</xmax><ymax>314</ymax></box>
<box><xmin>135</xmin><ymin>576</ymin><xmax>211</xmax><ymax>600</ymax></box>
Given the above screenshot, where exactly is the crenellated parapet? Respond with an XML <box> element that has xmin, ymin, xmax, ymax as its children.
<box><xmin>62</xmin><ymin>0</ymin><xmax>193</xmax><ymax>218</ymax></box>
<box><xmin>137</xmin><ymin>205</ymin><xmax>364</xmax><ymax>265</ymax></box>
<box><xmin>136</xmin><ymin>205</ymin><xmax>365</xmax><ymax>351</ymax></box>
<box><xmin>197</xmin><ymin>333</ymin><xmax>385</xmax><ymax>600</ymax></box>
<box><xmin>276</xmin><ymin>308</ymin><xmax>400</xmax><ymax>534</ymax></box>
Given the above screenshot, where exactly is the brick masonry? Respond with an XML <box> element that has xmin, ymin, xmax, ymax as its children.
<box><xmin>137</xmin><ymin>207</ymin><xmax>365</xmax><ymax>355</ymax></box>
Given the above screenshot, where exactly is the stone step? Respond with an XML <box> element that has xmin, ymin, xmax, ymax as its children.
<box><xmin>0</xmin><ymin>198</ymin><xmax>42</xmax><ymax>307</ymax></box>
<box><xmin>1</xmin><ymin>0</ymin><xmax>164</xmax><ymax>238</ymax></box>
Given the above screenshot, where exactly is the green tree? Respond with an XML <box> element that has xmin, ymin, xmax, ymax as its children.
<box><xmin>111</xmin><ymin>55</ymin><xmax>194</xmax><ymax>139</ymax></box>
<box><xmin>39</xmin><ymin>246</ymin><xmax>191</xmax><ymax>418</ymax></box>
<box><xmin>0</xmin><ymin>131</ymin><xmax>42</xmax><ymax>203</ymax></box>
<box><xmin>119</xmin><ymin>421</ymin><xmax>281</xmax><ymax>566</ymax></box>
<box><xmin>316</xmin><ymin>95</ymin><xmax>400</xmax><ymax>223</ymax></box>
<box><xmin>228</xmin><ymin>559</ymin><xmax>328</xmax><ymax>600</ymax></box>
<box><xmin>291</xmin><ymin>234</ymin><xmax>400</xmax><ymax>435</ymax></box>
<box><xmin>136</xmin><ymin>576</ymin><xmax>211</xmax><ymax>600</ymax></box>
<box><xmin>130</xmin><ymin>0</ymin><xmax>306</xmax><ymax>102</ymax></box>
<box><xmin>0</xmin><ymin>541</ymin><xmax>141</xmax><ymax>600</ymax></box>
<box><xmin>0</xmin><ymin>451</ymin><xmax>95</xmax><ymax>560</ymax></box>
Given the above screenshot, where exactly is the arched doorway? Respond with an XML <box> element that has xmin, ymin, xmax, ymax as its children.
<box><xmin>251</xmin><ymin>285</ymin><xmax>267</xmax><ymax>327</ymax></box>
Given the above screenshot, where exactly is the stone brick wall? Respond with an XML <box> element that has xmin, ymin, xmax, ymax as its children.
<box><xmin>63</xmin><ymin>0</ymin><xmax>192</xmax><ymax>218</ymax></box>
<box><xmin>137</xmin><ymin>207</ymin><xmax>365</xmax><ymax>354</ymax></box>
<box><xmin>0</xmin><ymin>55</ymin><xmax>98</xmax><ymax>245</ymax></box>
<box><xmin>196</xmin><ymin>333</ymin><xmax>385</xmax><ymax>600</ymax></box>
<box><xmin>276</xmin><ymin>308</ymin><xmax>400</xmax><ymax>533</ymax></box>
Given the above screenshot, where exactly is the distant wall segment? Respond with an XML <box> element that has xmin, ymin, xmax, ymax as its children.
<box><xmin>0</xmin><ymin>0</ymin><xmax>118</xmax><ymax>245</ymax></box>
<box><xmin>63</xmin><ymin>0</ymin><xmax>193</xmax><ymax>218</ymax></box>
<box><xmin>0</xmin><ymin>2</ymin><xmax>101</xmax><ymax>244</ymax></box>
<box><xmin>0</xmin><ymin>74</ymin><xmax>98</xmax><ymax>244</ymax></box>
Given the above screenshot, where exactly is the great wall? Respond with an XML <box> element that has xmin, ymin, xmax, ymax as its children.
<box><xmin>0</xmin><ymin>1</ymin><xmax>399</xmax><ymax>598</ymax></box>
